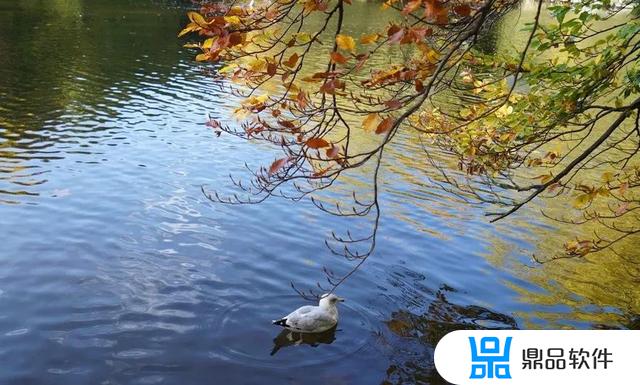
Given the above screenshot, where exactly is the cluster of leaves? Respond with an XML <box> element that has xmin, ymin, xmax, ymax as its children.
<box><xmin>180</xmin><ymin>0</ymin><xmax>640</xmax><ymax>292</ymax></box>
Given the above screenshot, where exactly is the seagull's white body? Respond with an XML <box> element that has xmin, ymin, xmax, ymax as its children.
<box><xmin>272</xmin><ymin>294</ymin><xmax>344</xmax><ymax>333</ymax></box>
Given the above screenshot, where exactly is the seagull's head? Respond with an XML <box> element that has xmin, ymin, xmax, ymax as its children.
<box><xmin>319</xmin><ymin>293</ymin><xmax>345</xmax><ymax>308</ymax></box>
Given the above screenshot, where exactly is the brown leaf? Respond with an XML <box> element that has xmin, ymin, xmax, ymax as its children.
<box><xmin>375</xmin><ymin>117</ymin><xmax>395</xmax><ymax>134</ymax></box>
<box><xmin>306</xmin><ymin>137</ymin><xmax>331</xmax><ymax>149</ymax></box>
<box><xmin>415</xmin><ymin>79</ymin><xmax>424</xmax><ymax>92</ymax></box>
<box><xmin>278</xmin><ymin>119</ymin><xmax>297</xmax><ymax>130</ymax></box>
<box><xmin>385</xmin><ymin>99</ymin><xmax>402</xmax><ymax>109</ymax></box>
<box><xmin>453</xmin><ymin>4</ymin><xmax>471</xmax><ymax>17</ymax></box>
<box><xmin>267</xmin><ymin>62</ymin><xmax>277</xmax><ymax>76</ymax></box>
<box><xmin>284</xmin><ymin>52</ymin><xmax>299</xmax><ymax>68</ymax></box>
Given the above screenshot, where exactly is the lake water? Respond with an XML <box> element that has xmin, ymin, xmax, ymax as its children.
<box><xmin>0</xmin><ymin>1</ymin><xmax>638</xmax><ymax>384</ymax></box>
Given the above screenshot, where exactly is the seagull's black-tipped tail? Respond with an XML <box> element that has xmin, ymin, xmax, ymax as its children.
<box><xmin>272</xmin><ymin>318</ymin><xmax>288</xmax><ymax>327</ymax></box>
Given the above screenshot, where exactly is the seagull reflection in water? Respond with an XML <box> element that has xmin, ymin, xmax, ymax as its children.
<box><xmin>270</xmin><ymin>326</ymin><xmax>338</xmax><ymax>356</ymax></box>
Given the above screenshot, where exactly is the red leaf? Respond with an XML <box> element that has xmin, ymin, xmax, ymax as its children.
<box><xmin>306</xmin><ymin>137</ymin><xmax>331</xmax><ymax>149</ymax></box>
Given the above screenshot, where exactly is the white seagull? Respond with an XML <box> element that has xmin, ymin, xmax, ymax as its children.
<box><xmin>272</xmin><ymin>294</ymin><xmax>345</xmax><ymax>333</ymax></box>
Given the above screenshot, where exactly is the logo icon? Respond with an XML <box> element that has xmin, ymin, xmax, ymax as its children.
<box><xmin>469</xmin><ymin>336</ymin><xmax>512</xmax><ymax>379</ymax></box>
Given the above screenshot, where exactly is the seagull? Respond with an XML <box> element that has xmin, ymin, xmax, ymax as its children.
<box><xmin>272</xmin><ymin>293</ymin><xmax>345</xmax><ymax>333</ymax></box>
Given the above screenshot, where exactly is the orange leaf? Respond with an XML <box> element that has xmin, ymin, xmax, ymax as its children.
<box><xmin>424</xmin><ymin>0</ymin><xmax>448</xmax><ymax>25</ymax></box>
<box><xmin>330</xmin><ymin>51</ymin><xmax>348</xmax><ymax>64</ymax></box>
<box><xmin>375</xmin><ymin>117</ymin><xmax>395</xmax><ymax>134</ymax></box>
<box><xmin>306</xmin><ymin>137</ymin><xmax>331</xmax><ymax>149</ymax></box>
<box><xmin>268</xmin><ymin>158</ymin><xmax>288</xmax><ymax>176</ymax></box>
<box><xmin>313</xmin><ymin>165</ymin><xmax>333</xmax><ymax>177</ymax></box>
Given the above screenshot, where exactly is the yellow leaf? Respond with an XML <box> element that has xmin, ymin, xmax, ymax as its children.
<box><xmin>188</xmin><ymin>11</ymin><xmax>208</xmax><ymax>28</ymax></box>
<box><xmin>601</xmin><ymin>171</ymin><xmax>614</xmax><ymax>183</ymax></box>
<box><xmin>202</xmin><ymin>37</ymin><xmax>216</xmax><ymax>49</ymax></box>
<box><xmin>362</xmin><ymin>113</ymin><xmax>380</xmax><ymax>131</ymax></box>
<box><xmin>296</xmin><ymin>32</ymin><xmax>312</xmax><ymax>44</ymax></box>
<box><xmin>178</xmin><ymin>22</ymin><xmax>199</xmax><ymax>37</ymax></box>
<box><xmin>459</xmin><ymin>108</ymin><xmax>472</xmax><ymax>119</ymax></box>
<box><xmin>573</xmin><ymin>193</ymin><xmax>593</xmax><ymax>208</ymax></box>
<box><xmin>224</xmin><ymin>16</ymin><xmax>241</xmax><ymax>25</ymax></box>
<box><xmin>195</xmin><ymin>53</ymin><xmax>210</xmax><ymax>62</ymax></box>
<box><xmin>360</xmin><ymin>33</ymin><xmax>379</xmax><ymax>44</ymax></box>
<box><xmin>336</xmin><ymin>34</ymin><xmax>356</xmax><ymax>52</ymax></box>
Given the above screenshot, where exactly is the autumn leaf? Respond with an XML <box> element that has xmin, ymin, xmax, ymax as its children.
<box><xmin>336</xmin><ymin>34</ymin><xmax>356</xmax><ymax>52</ymax></box>
<box><xmin>187</xmin><ymin>11</ymin><xmax>209</xmax><ymax>28</ymax></box>
<box><xmin>284</xmin><ymin>52</ymin><xmax>299</xmax><ymax>68</ymax></box>
<box><xmin>178</xmin><ymin>23</ymin><xmax>200</xmax><ymax>37</ymax></box>
<box><xmin>376</xmin><ymin>117</ymin><xmax>395</xmax><ymax>134</ymax></box>
<box><xmin>415</xmin><ymin>79</ymin><xmax>424</xmax><ymax>92</ymax></box>
<box><xmin>619</xmin><ymin>182</ymin><xmax>629</xmax><ymax>195</ymax></box>
<box><xmin>268</xmin><ymin>158</ymin><xmax>288</xmax><ymax>176</ymax></box>
<box><xmin>573</xmin><ymin>193</ymin><xmax>593</xmax><ymax>208</ymax></box>
<box><xmin>296</xmin><ymin>91</ymin><xmax>309</xmax><ymax>109</ymax></box>
<box><xmin>615</xmin><ymin>202</ymin><xmax>630</xmax><ymax>216</ymax></box>
<box><xmin>453</xmin><ymin>4</ymin><xmax>471</xmax><ymax>17</ymax></box>
<box><xmin>330</xmin><ymin>51</ymin><xmax>348</xmax><ymax>65</ymax></box>
<box><xmin>326</xmin><ymin>144</ymin><xmax>340</xmax><ymax>158</ymax></box>
<box><xmin>402</xmin><ymin>0</ymin><xmax>422</xmax><ymax>15</ymax></box>
<box><xmin>360</xmin><ymin>33</ymin><xmax>379</xmax><ymax>44</ymax></box>
<box><xmin>385</xmin><ymin>99</ymin><xmax>402</xmax><ymax>109</ymax></box>
<box><xmin>278</xmin><ymin>119</ymin><xmax>297</xmax><ymax>130</ymax></box>
<box><xmin>267</xmin><ymin>62</ymin><xmax>277</xmax><ymax>76</ymax></box>
<box><xmin>306</xmin><ymin>137</ymin><xmax>331</xmax><ymax>149</ymax></box>
<box><xmin>424</xmin><ymin>0</ymin><xmax>448</xmax><ymax>25</ymax></box>
<box><xmin>362</xmin><ymin>113</ymin><xmax>380</xmax><ymax>131</ymax></box>
<box><xmin>387</xmin><ymin>25</ymin><xmax>405</xmax><ymax>44</ymax></box>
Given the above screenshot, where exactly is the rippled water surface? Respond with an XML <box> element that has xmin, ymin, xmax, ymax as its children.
<box><xmin>0</xmin><ymin>1</ymin><xmax>638</xmax><ymax>384</ymax></box>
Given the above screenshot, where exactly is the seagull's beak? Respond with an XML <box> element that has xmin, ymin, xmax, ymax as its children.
<box><xmin>338</xmin><ymin>297</ymin><xmax>345</xmax><ymax>302</ymax></box>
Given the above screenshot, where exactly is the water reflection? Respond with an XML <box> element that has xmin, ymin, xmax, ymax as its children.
<box><xmin>381</xmin><ymin>286</ymin><xmax>518</xmax><ymax>385</ymax></box>
<box><xmin>270</xmin><ymin>326</ymin><xmax>338</xmax><ymax>356</ymax></box>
